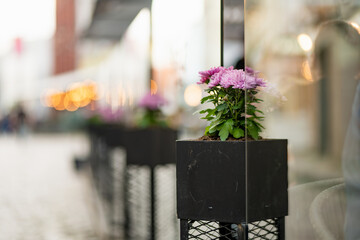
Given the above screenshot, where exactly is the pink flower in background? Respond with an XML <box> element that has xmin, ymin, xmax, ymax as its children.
<box><xmin>98</xmin><ymin>106</ymin><xmax>123</xmax><ymax>122</ymax></box>
<box><xmin>138</xmin><ymin>92</ymin><xmax>167</xmax><ymax>110</ymax></box>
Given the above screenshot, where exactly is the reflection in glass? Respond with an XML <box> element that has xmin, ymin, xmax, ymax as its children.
<box><xmin>223</xmin><ymin>0</ymin><xmax>244</xmax><ymax>68</ymax></box>
<box><xmin>313</xmin><ymin>21</ymin><xmax>360</xmax><ymax>240</ymax></box>
<box><xmin>245</xmin><ymin>1</ymin><xmax>360</xmax><ymax>239</ymax></box>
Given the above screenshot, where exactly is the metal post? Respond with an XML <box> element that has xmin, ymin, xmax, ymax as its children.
<box><xmin>277</xmin><ymin>217</ymin><xmax>285</xmax><ymax>240</ymax></box>
<box><xmin>238</xmin><ymin>223</ymin><xmax>248</xmax><ymax>240</ymax></box>
<box><xmin>180</xmin><ymin>220</ymin><xmax>189</xmax><ymax>240</ymax></box>
<box><xmin>124</xmin><ymin>168</ymin><xmax>130</xmax><ymax>239</ymax></box>
<box><xmin>219</xmin><ymin>223</ymin><xmax>238</xmax><ymax>240</ymax></box>
<box><xmin>220</xmin><ymin>0</ymin><xmax>224</xmax><ymax>67</ymax></box>
<box><xmin>150</xmin><ymin>166</ymin><xmax>156</xmax><ymax>240</ymax></box>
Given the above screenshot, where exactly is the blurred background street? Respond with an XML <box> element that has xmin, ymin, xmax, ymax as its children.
<box><xmin>0</xmin><ymin>0</ymin><xmax>359</xmax><ymax>239</ymax></box>
<box><xmin>0</xmin><ymin>134</ymin><xmax>100</xmax><ymax>240</ymax></box>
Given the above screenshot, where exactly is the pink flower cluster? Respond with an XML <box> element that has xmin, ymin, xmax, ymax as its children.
<box><xmin>98</xmin><ymin>106</ymin><xmax>123</xmax><ymax>122</ymax></box>
<box><xmin>197</xmin><ymin>66</ymin><xmax>266</xmax><ymax>89</ymax></box>
<box><xmin>138</xmin><ymin>91</ymin><xmax>167</xmax><ymax>110</ymax></box>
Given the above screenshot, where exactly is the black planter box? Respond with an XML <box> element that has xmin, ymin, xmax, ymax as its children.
<box><xmin>86</xmin><ymin>123</ymin><xmax>125</xmax><ymax>147</ymax></box>
<box><xmin>87</xmin><ymin>124</ymin><xmax>177</xmax><ymax>166</ymax></box>
<box><xmin>121</xmin><ymin>128</ymin><xmax>177</xmax><ymax>166</ymax></box>
<box><xmin>176</xmin><ymin>139</ymin><xmax>288</xmax><ymax>223</ymax></box>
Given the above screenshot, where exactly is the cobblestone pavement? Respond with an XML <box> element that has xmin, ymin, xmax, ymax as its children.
<box><xmin>0</xmin><ymin>134</ymin><xmax>101</xmax><ymax>240</ymax></box>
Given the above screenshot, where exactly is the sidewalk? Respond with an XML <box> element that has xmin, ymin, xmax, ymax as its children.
<box><xmin>0</xmin><ymin>133</ymin><xmax>100</xmax><ymax>240</ymax></box>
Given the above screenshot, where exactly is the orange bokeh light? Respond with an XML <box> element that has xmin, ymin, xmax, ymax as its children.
<box><xmin>64</xmin><ymin>94</ymin><xmax>79</xmax><ymax>112</ymax></box>
<box><xmin>151</xmin><ymin>80</ymin><xmax>158</xmax><ymax>95</ymax></box>
<box><xmin>44</xmin><ymin>81</ymin><xmax>100</xmax><ymax>111</ymax></box>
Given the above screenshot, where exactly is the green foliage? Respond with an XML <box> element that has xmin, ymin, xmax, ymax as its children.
<box><xmin>138</xmin><ymin>109</ymin><xmax>168</xmax><ymax>128</ymax></box>
<box><xmin>199</xmin><ymin>87</ymin><xmax>265</xmax><ymax>141</ymax></box>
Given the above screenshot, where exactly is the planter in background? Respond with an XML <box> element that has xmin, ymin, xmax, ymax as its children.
<box><xmin>121</xmin><ymin>128</ymin><xmax>177</xmax><ymax>166</ymax></box>
<box><xmin>88</xmin><ymin>124</ymin><xmax>177</xmax><ymax>166</ymax></box>
<box><xmin>87</xmin><ymin>124</ymin><xmax>178</xmax><ymax>240</ymax></box>
<box><xmin>176</xmin><ymin>139</ymin><xmax>288</xmax><ymax>239</ymax></box>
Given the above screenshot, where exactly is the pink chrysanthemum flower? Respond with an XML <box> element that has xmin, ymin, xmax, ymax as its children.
<box><xmin>245</xmin><ymin>66</ymin><xmax>259</xmax><ymax>75</ymax></box>
<box><xmin>220</xmin><ymin>69</ymin><xmax>245</xmax><ymax>89</ymax></box>
<box><xmin>197</xmin><ymin>66</ymin><xmax>225</xmax><ymax>84</ymax></box>
<box><xmin>208</xmin><ymin>66</ymin><xmax>234</xmax><ymax>88</ymax></box>
<box><xmin>255</xmin><ymin>77</ymin><xmax>266</xmax><ymax>87</ymax></box>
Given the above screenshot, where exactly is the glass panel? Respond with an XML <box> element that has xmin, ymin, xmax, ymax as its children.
<box><xmin>245</xmin><ymin>0</ymin><xmax>360</xmax><ymax>238</ymax></box>
<box><xmin>152</xmin><ymin>0</ymin><xmax>221</xmax><ymax>138</ymax></box>
<box><xmin>223</xmin><ymin>0</ymin><xmax>245</xmax><ymax>69</ymax></box>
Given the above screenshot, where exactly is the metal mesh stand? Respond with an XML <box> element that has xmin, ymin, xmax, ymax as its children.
<box><xmin>155</xmin><ymin>165</ymin><xmax>180</xmax><ymax>240</ymax></box>
<box><xmin>124</xmin><ymin>164</ymin><xmax>179</xmax><ymax>240</ymax></box>
<box><xmin>125</xmin><ymin>165</ymin><xmax>151</xmax><ymax>240</ymax></box>
<box><xmin>110</xmin><ymin>148</ymin><xmax>127</xmax><ymax>239</ymax></box>
<box><xmin>91</xmin><ymin>137</ymin><xmax>119</xmax><ymax>238</ymax></box>
<box><xmin>248</xmin><ymin>218</ymin><xmax>283</xmax><ymax>240</ymax></box>
<box><xmin>181</xmin><ymin>218</ymin><xmax>284</xmax><ymax>240</ymax></box>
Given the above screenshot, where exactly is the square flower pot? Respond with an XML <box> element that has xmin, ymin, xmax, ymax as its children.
<box><xmin>87</xmin><ymin>124</ymin><xmax>177</xmax><ymax>166</ymax></box>
<box><xmin>121</xmin><ymin>128</ymin><xmax>177</xmax><ymax>166</ymax></box>
<box><xmin>176</xmin><ymin>139</ymin><xmax>288</xmax><ymax>223</ymax></box>
<box><xmin>86</xmin><ymin>123</ymin><xmax>125</xmax><ymax>147</ymax></box>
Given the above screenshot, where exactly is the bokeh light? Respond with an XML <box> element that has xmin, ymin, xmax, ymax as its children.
<box><xmin>297</xmin><ymin>33</ymin><xmax>313</xmax><ymax>52</ymax></box>
<box><xmin>43</xmin><ymin>81</ymin><xmax>99</xmax><ymax>112</ymax></box>
<box><xmin>350</xmin><ymin>21</ymin><xmax>360</xmax><ymax>33</ymax></box>
<box><xmin>301</xmin><ymin>61</ymin><xmax>313</xmax><ymax>82</ymax></box>
<box><xmin>151</xmin><ymin>80</ymin><xmax>158</xmax><ymax>95</ymax></box>
<box><xmin>184</xmin><ymin>84</ymin><xmax>202</xmax><ymax>107</ymax></box>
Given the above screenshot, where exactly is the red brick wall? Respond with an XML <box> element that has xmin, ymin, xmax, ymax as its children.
<box><xmin>54</xmin><ymin>0</ymin><xmax>76</xmax><ymax>75</ymax></box>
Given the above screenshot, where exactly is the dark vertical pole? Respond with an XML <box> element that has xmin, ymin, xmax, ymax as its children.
<box><xmin>180</xmin><ymin>220</ymin><xmax>189</xmax><ymax>240</ymax></box>
<box><xmin>124</xmin><ymin>166</ymin><xmax>130</xmax><ymax>239</ymax></box>
<box><xmin>150</xmin><ymin>166</ymin><xmax>156</xmax><ymax>240</ymax></box>
<box><xmin>238</xmin><ymin>223</ymin><xmax>248</xmax><ymax>240</ymax></box>
<box><xmin>242</xmin><ymin>0</ymin><xmax>246</xmax><ymax>68</ymax></box>
<box><xmin>220</xmin><ymin>0</ymin><xmax>224</xmax><ymax>67</ymax></box>
<box><xmin>149</xmin><ymin>3</ymin><xmax>155</xmax><ymax>237</ymax></box>
<box><xmin>277</xmin><ymin>217</ymin><xmax>285</xmax><ymax>240</ymax></box>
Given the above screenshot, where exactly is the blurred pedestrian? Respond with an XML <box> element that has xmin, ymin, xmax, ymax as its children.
<box><xmin>0</xmin><ymin>114</ymin><xmax>11</xmax><ymax>133</ymax></box>
<box><xmin>14</xmin><ymin>104</ymin><xmax>29</xmax><ymax>136</ymax></box>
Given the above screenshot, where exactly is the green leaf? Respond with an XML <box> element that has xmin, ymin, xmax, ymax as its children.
<box><xmin>223</xmin><ymin>119</ymin><xmax>234</xmax><ymax>132</ymax></box>
<box><xmin>198</xmin><ymin>109</ymin><xmax>208</xmax><ymax>114</ymax></box>
<box><xmin>247</xmin><ymin>122</ymin><xmax>259</xmax><ymax>140</ymax></box>
<box><xmin>216</xmin><ymin>103</ymin><xmax>227</xmax><ymax>111</ymax></box>
<box><xmin>201</xmin><ymin>95</ymin><xmax>213</xmax><ymax>104</ymax></box>
<box><xmin>204</xmin><ymin>126</ymin><xmax>210</xmax><ymax>135</ymax></box>
<box><xmin>253</xmin><ymin>120</ymin><xmax>265</xmax><ymax>130</ymax></box>
<box><xmin>232</xmin><ymin>128</ymin><xmax>244</xmax><ymax>138</ymax></box>
<box><xmin>209</xmin><ymin>119</ymin><xmax>225</xmax><ymax>133</ymax></box>
<box><xmin>213</xmin><ymin>112</ymin><xmax>222</xmax><ymax>121</ymax></box>
<box><xmin>255</xmin><ymin>109</ymin><xmax>264</xmax><ymax>115</ymax></box>
<box><xmin>247</xmin><ymin>105</ymin><xmax>256</xmax><ymax>110</ymax></box>
<box><xmin>209</xmin><ymin>126</ymin><xmax>218</xmax><ymax>134</ymax></box>
<box><xmin>219</xmin><ymin>127</ymin><xmax>229</xmax><ymax>141</ymax></box>
<box><xmin>218</xmin><ymin>91</ymin><xmax>226</xmax><ymax>97</ymax></box>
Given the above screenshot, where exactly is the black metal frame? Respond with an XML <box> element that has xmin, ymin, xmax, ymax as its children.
<box><xmin>180</xmin><ymin>217</ymin><xmax>285</xmax><ymax>240</ymax></box>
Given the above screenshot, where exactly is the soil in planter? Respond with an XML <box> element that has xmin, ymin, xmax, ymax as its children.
<box><xmin>197</xmin><ymin>135</ymin><xmax>262</xmax><ymax>141</ymax></box>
